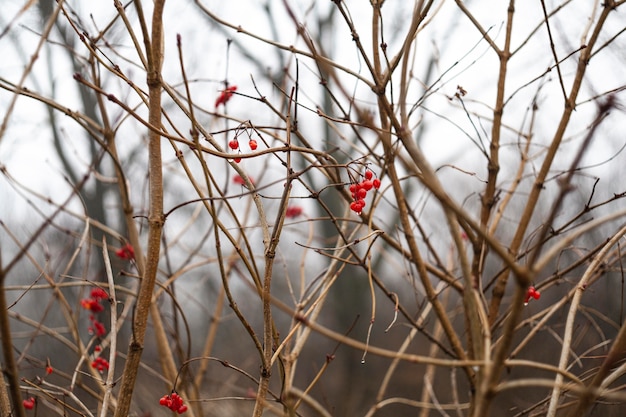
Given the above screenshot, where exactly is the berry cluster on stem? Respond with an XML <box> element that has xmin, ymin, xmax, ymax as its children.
<box><xmin>80</xmin><ymin>288</ymin><xmax>110</xmax><ymax>371</ymax></box>
<box><xmin>159</xmin><ymin>392</ymin><xmax>188</xmax><ymax>414</ymax></box>
<box><xmin>23</xmin><ymin>397</ymin><xmax>35</xmax><ymax>410</ymax></box>
<box><xmin>524</xmin><ymin>286</ymin><xmax>541</xmax><ymax>305</ymax></box>
<box><xmin>228</xmin><ymin>138</ymin><xmax>258</xmax><ymax>163</ymax></box>
<box><xmin>80</xmin><ymin>288</ymin><xmax>108</xmax><ymax>337</ymax></box>
<box><xmin>349</xmin><ymin>169</ymin><xmax>381</xmax><ymax>215</ymax></box>
<box><xmin>115</xmin><ymin>243</ymin><xmax>135</xmax><ymax>260</ymax></box>
<box><xmin>92</xmin><ymin>356</ymin><xmax>110</xmax><ymax>373</ymax></box>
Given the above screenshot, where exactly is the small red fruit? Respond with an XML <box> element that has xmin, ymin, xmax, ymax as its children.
<box><xmin>364</xmin><ymin>170</ymin><xmax>373</xmax><ymax>180</ymax></box>
<box><xmin>285</xmin><ymin>206</ymin><xmax>303</xmax><ymax>218</ymax></box>
<box><xmin>228</xmin><ymin>139</ymin><xmax>239</xmax><ymax>150</ymax></box>
<box><xmin>115</xmin><ymin>243</ymin><xmax>135</xmax><ymax>260</ymax></box>
<box><xmin>249</xmin><ymin>139</ymin><xmax>258</xmax><ymax>150</ymax></box>
<box><xmin>372</xmin><ymin>178</ymin><xmax>381</xmax><ymax>189</ymax></box>
<box><xmin>80</xmin><ymin>298</ymin><xmax>104</xmax><ymax>313</ymax></box>
<box><xmin>215</xmin><ymin>85</ymin><xmax>237</xmax><ymax>108</ymax></box>
<box><xmin>234</xmin><ymin>157</ymin><xmax>241</xmax><ymax>163</ymax></box>
<box><xmin>159</xmin><ymin>392</ymin><xmax>188</xmax><ymax>414</ymax></box>
<box><xmin>361</xmin><ymin>180</ymin><xmax>373</xmax><ymax>191</ymax></box>
<box><xmin>90</xmin><ymin>288</ymin><xmax>108</xmax><ymax>300</ymax></box>
<box><xmin>91</xmin><ymin>357</ymin><xmax>110</xmax><ymax>372</ymax></box>
<box><xmin>23</xmin><ymin>397</ymin><xmax>35</xmax><ymax>410</ymax></box>
<box><xmin>524</xmin><ymin>286</ymin><xmax>541</xmax><ymax>305</ymax></box>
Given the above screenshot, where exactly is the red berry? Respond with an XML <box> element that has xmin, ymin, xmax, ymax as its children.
<box><xmin>350</xmin><ymin>202</ymin><xmax>361</xmax><ymax>213</ymax></box>
<box><xmin>373</xmin><ymin>178</ymin><xmax>381</xmax><ymax>189</ymax></box>
<box><xmin>177</xmin><ymin>405</ymin><xmax>188</xmax><ymax>414</ymax></box>
<box><xmin>115</xmin><ymin>243</ymin><xmax>135</xmax><ymax>260</ymax></box>
<box><xmin>160</xmin><ymin>396</ymin><xmax>169</xmax><ymax>406</ymax></box>
<box><xmin>357</xmin><ymin>188</ymin><xmax>367</xmax><ymax>199</ymax></box>
<box><xmin>285</xmin><ymin>206</ymin><xmax>303</xmax><ymax>218</ymax></box>
<box><xmin>215</xmin><ymin>85</ymin><xmax>238</xmax><ymax>108</ymax></box>
<box><xmin>91</xmin><ymin>357</ymin><xmax>110</xmax><ymax>372</ymax></box>
<box><xmin>228</xmin><ymin>140</ymin><xmax>239</xmax><ymax>150</ymax></box>
<box><xmin>81</xmin><ymin>298</ymin><xmax>104</xmax><ymax>313</ymax></box>
<box><xmin>364</xmin><ymin>170</ymin><xmax>373</xmax><ymax>180</ymax></box>
<box><xmin>23</xmin><ymin>397</ymin><xmax>35</xmax><ymax>410</ymax></box>
<box><xmin>349</xmin><ymin>183</ymin><xmax>358</xmax><ymax>193</ymax></box>
<box><xmin>234</xmin><ymin>157</ymin><xmax>241</xmax><ymax>163</ymax></box>
<box><xmin>93</xmin><ymin>320</ymin><xmax>106</xmax><ymax>336</ymax></box>
<box><xmin>524</xmin><ymin>286</ymin><xmax>541</xmax><ymax>305</ymax></box>
<box><xmin>90</xmin><ymin>288</ymin><xmax>108</xmax><ymax>300</ymax></box>
<box><xmin>249</xmin><ymin>139</ymin><xmax>258</xmax><ymax>150</ymax></box>
<box><xmin>362</xmin><ymin>180</ymin><xmax>373</xmax><ymax>191</ymax></box>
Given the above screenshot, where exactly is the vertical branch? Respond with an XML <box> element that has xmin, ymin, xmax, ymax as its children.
<box><xmin>0</xmin><ymin>264</ymin><xmax>26</xmax><ymax>417</ymax></box>
<box><xmin>252</xmin><ymin>90</ymin><xmax>294</xmax><ymax>417</ymax></box>
<box><xmin>487</xmin><ymin>1</ymin><xmax>615</xmax><ymax>323</ymax></box>
<box><xmin>476</xmin><ymin>0</ymin><xmax>514</xmax><ymax>308</ymax></box>
<box><xmin>0</xmin><ymin>0</ymin><xmax>61</xmax><ymax>144</ymax></box>
<box><xmin>100</xmin><ymin>238</ymin><xmax>118</xmax><ymax>417</ymax></box>
<box><xmin>113</xmin><ymin>0</ymin><xmax>167</xmax><ymax>416</ymax></box>
<box><xmin>0</xmin><ymin>372</ymin><xmax>10</xmax><ymax>417</ymax></box>
<box><xmin>540</xmin><ymin>0</ymin><xmax>568</xmax><ymax>102</ymax></box>
<box><xmin>547</xmin><ymin>223</ymin><xmax>626</xmax><ymax>417</ymax></box>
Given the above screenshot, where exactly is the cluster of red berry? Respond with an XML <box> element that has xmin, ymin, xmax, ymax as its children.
<box><xmin>23</xmin><ymin>397</ymin><xmax>35</xmax><ymax>410</ymax></box>
<box><xmin>349</xmin><ymin>170</ymin><xmax>381</xmax><ymax>215</ymax></box>
<box><xmin>228</xmin><ymin>138</ymin><xmax>258</xmax><ymax>163</ymax></box>
<box><xmin>115</xmin><ymin>243</ymin><xmax>135</xmax><ymax>261</ymax></box>
<box><xmin>80</xmin><ymin>288</ymin><xmax>111</xmax><ymax>372</ymax></box>
<box><xmin>91</xmin><ymin>356</ymin><xmax>110</xmax><ymax>373</ymax></box>
<box><xmin>159</xmin><ymin>392</ymin><xmax>188</xmax><ymax>414</ymax></box>
<box><xmin>81</xmin><ymin>288</ymin><xmax>108</xmax><ymax>337</ymax></box>
<box><xmin>89</xmin><ymin>320</ymin><xmax>106</xmax><ymax>337</ymax></box>
<box><xmin>524</xmin><ymin>286</ymin><xmax>541</xmax><ymax>305</ymax></box>
<box><xmin>80</xmin><ymin>297</ymin><xmax>104</xmax><ymax>313</ymax></box>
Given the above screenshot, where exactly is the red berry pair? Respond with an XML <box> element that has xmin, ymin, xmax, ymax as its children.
<box><xmin>524</xmin><ymin>286</ymin><xmax>541</xmax><ymax>305</ymax></box>
<box><xmin>159</xmin><ymin>392</ymin><xmax>188</xmax><ymax>414</ymax></box>
<box><xmin>349</xmin><ymin>170</ymin><xmax>381</xmax><ymax>215</ymax></box>
<box><xmin>23</xmin><ymin>397</ymin><xmax>35</xmax><ymax>410</ymax></box>
<box><xmin>115</xmin><ymin>243</ymin><xmax>135</xmax><ymax>260</ymax></box>
<box><xmin>228</xmin><ymin>139</ymin><xmax>258</xmax><ymax>163</ymax></box>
